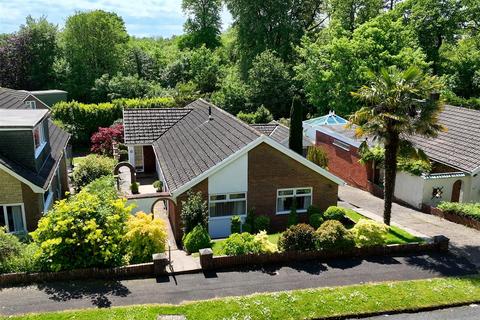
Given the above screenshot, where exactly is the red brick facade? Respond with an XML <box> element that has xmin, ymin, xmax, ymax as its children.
<box><xmin>316</xmin><ymin>131</ymin><xmax>374</xmax><ymax>191</ymax></box>
<box><xmin>169</xmin><ymin>142</ymin><xmax>339</xmax><ymax>241</ymax></box>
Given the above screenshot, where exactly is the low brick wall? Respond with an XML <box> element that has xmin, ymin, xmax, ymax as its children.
<box><xmin>422</xmin><ymin>205</ymin><xmax>480</xmax><ymax>231</ymax></box>
<box><xmin>0</xmin><ymin>253</ymin><xmax>170</xmax><ymax>287</ymax></box>
<box><xmin>199</xmin><ymin>236</ymin><xmax>449</xmax><ymax>271</ymax></box>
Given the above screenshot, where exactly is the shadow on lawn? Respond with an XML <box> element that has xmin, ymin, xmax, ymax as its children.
<box><xmin>37</xmin><ymin>280</ymin><xmax>131</xmax><ymax>308</ymax></box>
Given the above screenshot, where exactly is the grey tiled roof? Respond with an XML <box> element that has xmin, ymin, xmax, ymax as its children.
<box><xmin>0</xmin><ymin>88</ymin><xmax>70</xmax><ymax>190</ymax></box>
<box><xmin>251</xmin><ymin>123</ymin><xmax>312</xmax><ymax>147</ymax></box>
<box><xmin>153</xmin><ymin>99</ymin><xmax>261</xmax><ymax>191</ymax></box>
<box><xmin>410</xmin><ymin>105</ymin><xmax>480</xmax><ymax>173</ymax></box>
<box><xmin>0</xmin><ymin>87</ymin><xmax>29</xmax><ymax>109</ymax></box>
<box><xmin>123</xmin><ymin>108</ymin><xmax>191</xmax><ymax>144</ymax></box>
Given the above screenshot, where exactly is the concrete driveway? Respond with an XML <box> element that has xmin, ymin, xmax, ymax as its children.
<box><xmin>339</xmin><ymin>185</ymin><xmax>480</xmax><ymax>267</ymax></box>
<box><xmin>0</xmin><ymin>253</ymin><xmax>475</xmax><ymax>316</ymax></box>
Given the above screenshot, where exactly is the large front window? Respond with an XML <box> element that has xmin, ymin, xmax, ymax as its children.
<box><xmin>276</xmin><ymin>188</ymin><xmax>312</xmax><ymax>214</ymax></box>
<box><xmin>33</xmin><ymin>123</ymin><xmax>47</xmax><ymax>158</ymax></box>
<box><xmin>209</xmin><ymin>193</ymin><xmax>247</xmax><ymax>218</ymax></box>
<box><xmin>0</xmin><ymin>204</ymin><xmax>26</xmax><ymax>233</ymax></box>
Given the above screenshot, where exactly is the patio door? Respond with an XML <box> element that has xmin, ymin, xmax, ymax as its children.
<box><xmin>208</xmin><ymin>193</ymin><xmax>247</xmax><ymax>238</ymax></box>
<box><xmin>134</xmin><ymin>146</ymin><xmax>144</xmax><ymax>172</ymax></box>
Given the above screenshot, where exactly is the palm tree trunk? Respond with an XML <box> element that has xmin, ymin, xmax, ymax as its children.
<box><xmin>383</xmin><ymin>133</ymin><xmax>399</xmax><ymax>225</ymax></box>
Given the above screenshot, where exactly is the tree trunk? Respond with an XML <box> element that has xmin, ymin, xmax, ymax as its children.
<box><xmin>383</xmin><ymin>133</ymin><xmax>399</xmax><ymax>225</ymax></box>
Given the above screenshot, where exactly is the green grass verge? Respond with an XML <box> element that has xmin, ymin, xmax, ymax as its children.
<box><xmin>4</xmin><ymin>276</ymin><xmax>480</xmax><ymax>320</ymax></box>
<box><xmin>343</xmin><ymin>208</ymin><xmax>423</xmax><ymax>244</ymax></box>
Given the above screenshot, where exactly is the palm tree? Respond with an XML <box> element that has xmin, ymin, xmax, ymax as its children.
<box><xmin>349</xmin><ymin>66</ymin><xmax>444</xmax><ymax>225</ymax></box>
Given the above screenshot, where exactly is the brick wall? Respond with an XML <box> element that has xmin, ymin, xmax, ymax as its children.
<box><xmin>316</xmin><ymin>131</ymin><xmax>373</xmax><ymax>190</ymax></box>
<box><xmin>0</xmin><ymin>169</ymin><xmax>23</xmax><ymax>204</ymax></box>
<box><xmin>248</xmin><ymin>142</ymin><xmax>338</xmax><ymax>232</ymax></box>
<box><xmin>171</xmin><ymin>179</ymin><xmax>209</xmax><ymax>242</ymax></box>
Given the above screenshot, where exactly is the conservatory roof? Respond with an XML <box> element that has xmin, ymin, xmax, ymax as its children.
<box><xmin>303</xmin><ymin>111</ymin><xmax>348</xmax><ymax>126</ymax></box>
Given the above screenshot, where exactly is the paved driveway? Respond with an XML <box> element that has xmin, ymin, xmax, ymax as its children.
<box><xmin>339</xmin><ymin>185</ymin><xmax>480</xmax><ymax>267</ymax></box>
<box><xmin>0</xmin><ymin>253</ymin><xmax>475</xmax><ymax>316</ymax></box>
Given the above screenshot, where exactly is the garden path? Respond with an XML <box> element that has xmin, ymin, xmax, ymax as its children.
<box><xmin>339</xmin><ymin>185</ymin><xmax>480</xmax><ymax>268</ymax></box>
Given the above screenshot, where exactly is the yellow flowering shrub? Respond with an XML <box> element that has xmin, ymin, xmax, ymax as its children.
<box><xmin>125</xmin><ymin>212</ymin><xmax>168</xmax><ymax>263</ymax></box>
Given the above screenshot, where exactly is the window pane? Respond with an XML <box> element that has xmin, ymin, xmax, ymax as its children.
<box><xmin>278</xmin><ymin>190</ymin><xmax>294</xmax><ymax>196</ymax></box>
<box><xmin>210</xmin><ymin>194</ymin><xmax>226</xmax><ymax>201</ymax></box>
<box><xmin>277</xmin><ymin>197</ymin><xmax>294</xmax><ymax>212</ymax></box>
<box><xmin>296</xmin><ymin>195</ymin><xmax>311</xmax><ymax>210</ymax></box>
<box><xmin>34</xmin><ymin>128</ymin><xmax>41</xmax><ymax>149</ymax></box>
<box><xmin>229</xmin><ymin>193</ymin><xmax>245</xmax><ymax>200</ymax></box>
<box><xmin>0</xmin><ymin>206</ymin><xmax>5</xmax><ymax>228</ymax></box>
<box><xmin>210</xmin><ymin>200</ymin><xmax>246</xmax><ymax>217</ymax></box>
<box><xmin>7</xmin><ymin>206</ymin><xmax>24</xmax><ymax>232</ymax></box>
<box><xmin>296</xmin><ymin>188</ymin><xmax>312</xmax><ymax>195</ymax></box>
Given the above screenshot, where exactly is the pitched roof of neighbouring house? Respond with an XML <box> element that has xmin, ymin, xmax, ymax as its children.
<box><xmin>153</xmin><ymin>99</ymin><xmax>261</xmax><ymax>191</ymax></box>
<box><xmin>123</xmin><ymin>108</ymin><xmax>192</xmax><ymax>144</ymax></box>
<box><xmin>0</xmin><ymin>88</ymin><xmax>70</xmax><ymax>191</ymax></box>
<box><xmin>409</xmin><ymin>105</ymin><xmax>480</xmax><ymax>173</ymax></box>
<box><xmin>251</xmin><ymin>122</ymin><xmax>312</xmax><ymax>147</ymax></box>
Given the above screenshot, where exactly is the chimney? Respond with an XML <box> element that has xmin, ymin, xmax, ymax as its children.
<box><xmin>209</xmin><ymin>106</ymin><xmax>213</xmax><ymax>121</ymax></box>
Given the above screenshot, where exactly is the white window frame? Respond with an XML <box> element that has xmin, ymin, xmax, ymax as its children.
<box><xmin>25</xmin><ymin>100</ymin><xmax>36</xmax><ymax>109</ymax></box>
<box><xmin>33</xmin><ymin>122</ymin><xmax>47</xmax><ymax>158</ymax></box>
<box><xmin>133</xmin><ymin>145</ymin><xmax>144</xmax><ymax>173</ymax></box>
<box><xmin>276</xmin><ymin>187</ymin><xmax>313</xmax><ymax>215</ymax></box>
<box><xmin>333</xmin><ymin>139</ymin><xmax>350</xmax><ymax>151</ymax></box>
<box><xmin>208</xmin><ymin>192</ymin><xmax>247</xmax><ymax>220</ymax></box>
<box><xmin>0</xmin><ymin>203</ymin><xmax>27</xmax><ymax>233</ymax></box>
<box><xmin>43</xmin><ymin>184</ymin><xmax>54</xmax><ymax>213</ymax></box>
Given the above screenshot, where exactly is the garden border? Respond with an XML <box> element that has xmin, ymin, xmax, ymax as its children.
<box><xmin>422</xmin><ymin>205</ymin><xmax>480</xmax><ymax>231</ymax></box>
<box><xmin>199</xmin><ymin>236</ymin><xmax>449</xmax><ymax>271</ymax></box>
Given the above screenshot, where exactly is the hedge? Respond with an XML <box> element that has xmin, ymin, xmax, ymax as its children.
<box><xmin>437</xmin><ymin>202</ymin><xmax>480</xmax><ymax>222</ymax></box>
<box><xmin>52</xmin><ymin>97</ymin><xmax>176</xmax><ymax>144</ymax></box>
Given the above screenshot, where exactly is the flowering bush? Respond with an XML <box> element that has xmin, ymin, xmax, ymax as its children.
<box><xmin>125</xmin><ymin>212</ymin><xmax>168</xmax><ymax>263</ymax></box>
<box><xmin>254</xmin><ymin>231</ymin><xmax>278</xmax><ymax>254</ymax></box>
<box><xmin>316</xmin><ymin>220</ymin><xmax>355</xmax><ymax>250</ymax></box>
<box><xmin>90</xmin><ymin>123</ymin><xmax>124</xmax><ymax>156</ymax></box>
<box><xmin>351</xmin><ymin>219</ymin><xmax>389</xmax><ymax>247</ymax></box>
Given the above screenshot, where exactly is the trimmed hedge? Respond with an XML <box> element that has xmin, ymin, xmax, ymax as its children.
<box><xmin>437</xmin><ymin>202</ymin><xmax>480</xmax><ymax>222</ymax></box>
<box><xmin>52</xmin><ymin>97</ymin><xmax>176</xmax><ymax>144</ymax></box>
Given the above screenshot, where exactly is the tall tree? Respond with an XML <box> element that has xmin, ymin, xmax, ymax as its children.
<box><xmin>62</xmin><ymin>10</ymin><xmax>129</xmax><ymax>101</ymax></box>
<box><xmin>182</xmin><ymin>0</ymin><xmax>222</xmax><ymax>49</ymax></box>
<box><xmin>289</xmin><ymin>96</ymin><xmax>304</xmax><ymax>154</ymax></box>
<box><xmin>0</xmin><ymin>16</ymin><xmax>58</xmax><ymax>90</ymax></box>
<box><xmin>349</xmin><ymin>66</ymin><xmax>444</xmax><ymax>225</ymax></box>
<box><xmin>225</xmin><ymin>0</ymin><xmax>326</xmax><ymax>75</ymax></box>
<box><xmin>327</xmin><ymin>0</ymin><xmax>383</xmax><ymax>33</ymax></box>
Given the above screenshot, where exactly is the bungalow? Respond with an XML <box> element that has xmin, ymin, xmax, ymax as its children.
<box><xmin>0</xmin><ymin>87</ymin><xmax>70</xmax><ymax>233</ymax></box>
<box><xmin>123</xmin><ymin>99</ymin><xmax>344</xmax><ymax>240</ymax></box>
<box><xmin>308</xmin><ymin>106</ymin><xmax>480</xmax><ymax>209</ymax></box>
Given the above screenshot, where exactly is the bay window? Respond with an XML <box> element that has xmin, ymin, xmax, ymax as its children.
<box><xmin>276</xmin><ymin>188</ymin><xmax>312</xmax><ymax>214</ymax></box>
<box><xmin>209</xmin><ymin>193</ymin><xmax>247</xmax><ymax>218</ymax></box>
<box><xmin>0</xmin><ymin>204</ymin><xmax>26</xmax><ymax>233</ymax></box>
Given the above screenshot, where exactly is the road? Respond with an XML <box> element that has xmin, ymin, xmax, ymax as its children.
<box><xmin>0</xmin><ymin>253</ymin><xmax>476</xmax><ymax>316</ymax></box>
<box><xmin>355</xmin><ymin>304</ymin><xmax>480</xmax><ymax>320</ymax></box>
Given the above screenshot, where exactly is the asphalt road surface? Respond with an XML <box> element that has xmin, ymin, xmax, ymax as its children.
<box><xmin>355</xmin><ymin>304</ymin><xmax>480</xmax><ymax>320</ymax></box>
<box><xmin>0</xmin><ymin>253</ymin><xmax>476</xmax><ymax>316</ymax></box>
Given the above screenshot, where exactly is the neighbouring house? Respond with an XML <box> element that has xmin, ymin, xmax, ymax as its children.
<box><xmin>308</xmin><ymin>106</ymin><xmax>480</xmax><ymax>209</ymax></box>
<box><xmin>0</xmin><ymin>87</ymin><xmax>70</xmax><ymax>233</ymax></box>
<box><xmin>123</xmin><ymin>99</ymin><xmax>344</xmax><ymax>240</ymax></box>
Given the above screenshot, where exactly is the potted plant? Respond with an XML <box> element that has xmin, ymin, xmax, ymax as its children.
<box><xmin>130</xmin><ymin>182</ymin><xmax>139</xmax><ymax>194</ymax></box>
<box><xmin>153</xmin><ymin>180</ymin><xmax>163</xmax><ymax>192</ymax></box>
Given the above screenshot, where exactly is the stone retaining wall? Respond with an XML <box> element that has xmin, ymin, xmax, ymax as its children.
<box><xmin>199</xmin><ymin>236</ymin><xmax>449</xmax><ymax>271</ymax></box>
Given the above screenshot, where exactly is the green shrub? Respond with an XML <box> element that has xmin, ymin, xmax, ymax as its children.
<box><xmin>242</xmin><ymin>207</ymin><xmax>255</xmax><ymax>233</ymax></box>
<box><xmin>231</xmin><ymin>215</ymin><xmax>242</xmax><ymax>234</ymax></box>
<box><xmin>254</xmin><ymin>215</ymin><xmax>270</xmax><ymax>233</ymax></box>
<box><xmin>306</xmin><ymin>146</ymin><xmax>329</xmax><ymax>169</ymax></box>
<box><xmin>0</xmin><ymin>240</ymin><xmax>41</xmax><ymax>274</ymax></box>
<box><xmin>254</xmin><ymin>231</ymin><xmax>278</xmax><ymax>254</ymax></box>
<box><xmin>278</xmin><ymin>224</ymin><xmax>317</xmax><ymax>252</ymax></box>
<box><xmin>125</xmin><ymin>212</ymin><xmax>168</xmax><ymax>264</ymax></box>
<box><xmin>183</xmin><ymin>225</ymin><xmax>212</xmax><ymax>254</ymax></box>
<box><xmin>309</xmin><ymin>213</ymin><xmax>324</xmax><ymax>229</ymax></box>
<box><xmin>130</xmin><ymin>182</ymin><xmax>139</xmax><ymax>194</ymax></box>
<box><xmin>316</xmin><ymin>220</ymin><xmax>355</xmax><ymax>250</ymax></box>
<box><xmin>223</xmin><ymin>232</ymin><xmax>261</xmax><ymax>256</ymax></box>
<box><xmin>324</xmin><ymin>206</ymin><xmax>346</xmax><ymax>221</ymax></box>
<box><xmin>153</xmin><ymin>180</ymin><xmax>163</xmax><ymax>192</ymax></box>
<box><xmin>31</xmin><ymin>185</ymin><xmax>132</xmax><ymax>271</ymax></box>
<box><xmin>71</xmin><ymin>154</ymin><xmax>117</xmax><ymax>191</ymax></box>
<box><xmin>438</xmin><ymin>202</ymin><xmax>480</xmax><ymax>221</ymax></box>
<box><xmin>180</xmin><ymin>191</ymin><xmax>208</xmax><ymax>234</ymax></box>
<box><xmin>351</xmin><ymin>219</ymin><xmax>389</xmax><ymax>247</ymax></box>
<box><xmin>0</xmin><ymin>227</ymin><xmax>23</xmax><ymax>271</ymax></box>
<box><xmin>83</xmin><ymin>175</ymin><xmax>117</xmax><ymax>201</ymax></box>
<box><xmin>307</xmin><ymin>205</ymin><xmax>322</xmax><ymax>217</ymax></box>
<box><xmin>288</xmin><ymin>201</ymin><xmax>299</xmax><ymax>226</ymax></box>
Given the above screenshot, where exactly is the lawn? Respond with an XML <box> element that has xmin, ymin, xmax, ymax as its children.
<box><xmin>4</xmin><ymin>275</ymin><xmax>480</xmax><ymax>320</ymax></box>
<box><xmin>343</xmin><ymin>208</ymin><xmax>423</xmax><ymax>244</ymax></box>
